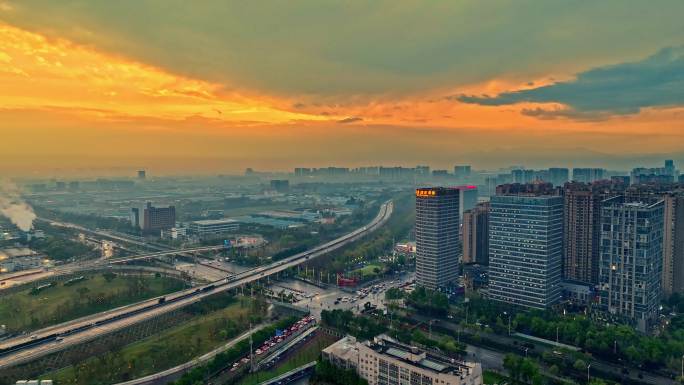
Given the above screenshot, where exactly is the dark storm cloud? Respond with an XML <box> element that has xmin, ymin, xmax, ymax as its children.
<box><xmin>458</xmin><ymin>47</ymin><xmax>684</xmax><ymax>117</ymax></box>
<box><xmin>2</xmin><ymin>1</ymin><xmax>684</xmax><ymax>97</ymax></box>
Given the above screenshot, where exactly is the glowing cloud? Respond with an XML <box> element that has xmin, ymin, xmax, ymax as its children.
<box><xmin>0</xmin><ymin>23</ymin><xmax>333</xmax><ymax>125</ymax></box>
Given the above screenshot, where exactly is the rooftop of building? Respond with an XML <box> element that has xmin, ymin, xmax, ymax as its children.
<box><xmin>602</xmin><ymin>194</ymin><xmax>664</xmax><ymax>209</ymax></box>
<box><xmin>323</xmin><ymin>335</ymin><xmax>359</xmax><ymax>363</ymax></box>
<box><xmin>495</xmin><ymin>182</ymin><xmax>560</xmax><ymax>196</ymax></box>
<box><xmin>191</xmin><ymin>218</ymin><xmax>239</xmax><ymax>226</ymax></box>
<box><xmin>364</xmin><ymin>335</ymin><xmax>475</xmax><ymax>377</ymax></box>
<box><xmin>0</xmin><ymin>248</ymin><xmax>39</xmax><ymax>258</ymax></box>
<box><xmin>416</xmin><ymin>187</ymin><xmax>460</xmax><ymax>197</ymax></box>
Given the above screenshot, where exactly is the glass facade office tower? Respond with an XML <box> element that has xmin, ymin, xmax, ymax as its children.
<box><xmin>599</xmin><ymin>196</ymin><xmax>664</xmax><ymax>333</ymax></box>
<box><xmin>489</xmin><ymin>192</ymin><xmax>563</xmax><ymax>309</ymax></box>
<box><xmin>415</xmin><ymin>187</ymin><xmax>460</xmax><ymax>290</ymax></box>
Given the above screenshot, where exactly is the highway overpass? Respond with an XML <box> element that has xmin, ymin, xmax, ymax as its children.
<box><xmin>0</xmin><ymin>200</ymin><xmax>393</xmax><ymax>369</ymax></box>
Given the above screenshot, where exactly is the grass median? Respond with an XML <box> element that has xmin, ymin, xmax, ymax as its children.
<box><xmin>0</xmin><ymin>272</ymin><xmax>185</xmax><ymax>333</ymax></box>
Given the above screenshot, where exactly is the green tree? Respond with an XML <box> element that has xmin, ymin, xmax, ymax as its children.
<box><xmin>573</xmin><ymin>358</ymin><xmax>587</xmax><ymax>372</ymax></box>
<box><xmin>549</xmin><ymin>364</ymin><xmax>560</xmax><ymax>375</ymax></box>
<box><xmin>503</xmin><ymin>353</ymin><xmax>522</xmax><ymax>381</ymax></box>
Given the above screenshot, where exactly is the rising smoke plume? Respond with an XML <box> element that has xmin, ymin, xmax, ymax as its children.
<box><xmin>0</xmin><ymin>180</ymin><xmax>36</xmax><ymax>232</ymax></box>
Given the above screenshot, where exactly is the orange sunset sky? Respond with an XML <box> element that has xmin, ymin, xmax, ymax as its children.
<box><xmin>1</xmin><ymin>1</ymin><xmax>683</xmax><ymax>176</ymax></box>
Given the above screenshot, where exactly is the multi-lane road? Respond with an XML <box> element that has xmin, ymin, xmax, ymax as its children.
<box><xmin>0</xmin><ymin>200</ymin><xmax>393</xmax><ymax>369</ymax></box>
<box><xmin>0</xmin><ymin>244</ymin><xmax>230</xmax><ymax>289</ymax></box>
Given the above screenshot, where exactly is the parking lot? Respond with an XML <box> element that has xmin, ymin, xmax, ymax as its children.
<box><xmin>268</xmin><ymin>273</ymin><xmax>415</xmax><ymax>319</ymax></box>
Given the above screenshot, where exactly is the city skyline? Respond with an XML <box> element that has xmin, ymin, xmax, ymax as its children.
<box><xmin>3</xmin><ymin>4</ymin><xmax>684</xmax><ymax>384</ymax></box>
<box><xmin>1</xmin><ymin>1</ymin><xmax>684</xmax><ymax>176</ymax></box>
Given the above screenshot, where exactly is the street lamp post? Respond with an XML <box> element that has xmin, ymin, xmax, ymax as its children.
<box><xmin>556</xmin><ymin>326</ymin><xmax>559</xmax><ymax>343</ymax></box>
<box><xmin>587</xmin><ymin>363</ymin><xmax>591</xmax><ymax>383</ymax></box>
<box><xmin>503</xmin><ymin>311</ymin><xmax>511</xmax><ymax>336</ymax></box>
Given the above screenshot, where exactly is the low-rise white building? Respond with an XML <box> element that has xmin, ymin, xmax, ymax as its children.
<box><xmin>323</xmin><ymin>335</ymin><xmax>482</xmax><ymax>385</ymax></box>
<box><xmin>161</xmin><ymin>226</ymin><xmax>189</xmax><ymax>240</ymax></box>
<box><xmin>188</xmin><ymin>219</ymin><xmax>239</xmax><ymax>238</ymax></box>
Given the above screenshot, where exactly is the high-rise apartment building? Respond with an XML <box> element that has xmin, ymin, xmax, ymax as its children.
<box><xmin>599</xmin><ymin>196</ymin><xmax>664</xmax><ymax>332</ymax></box>
<box><xmin>665</xmin><ymin>159</ymin><xmax>676</xmax><ymax>177</ymax></box>
<box><xmin>130</xmin><ymin>207</ymin><xmax>140</xmax><ymax>229</ymax></box>
<box><xmin>631</xmin><ymin>167</ymin><xmax>674</xmax><ymax>184</ymax></box>
<box><xmin>564</xmin><ymin>183</ymin><xmax>600</xmax><ymax>285</ymax></box>
<box><xmin>294</xmin><ymin>167</ymin><xmax>312</xmax><ymax>177</ymax></box>
<box><xmin>269</xmin><ymin>179</ymin><xmax>290</xmax><ymax>192</ymax></box>
<box><xmin>454</xmin><ymin>165</ymin><xmax>472</xmax><ymax>179</ymax></box>
<box><xmin>489</xmin><ymin>183</ymin><xmax>563</xmax><ymax>309</ymax></box>
<box><xmin>416</xmin><ymin>165</ymin><xmax>431</xmax><ymax>176</ymax></box>
<box><xmin>143</xmin><ymin>202</ymin><xmax>176</xmax><ymax>235</ymax></box>
<box><xmin>563</xmin><ymin>180</ymin><xmax>627</xmax><ymax>284</ymax></box>
<box><xmin>512</xmin><ymin>169</ymin><xmax>536</xmax><ymax>184</ymax></box>
<box><xmin>624</xmin><ymin>184</ymin><xmax>684</xmax><ymax>297</ymax></box>
<box><xmin>462</xmin><ymin>202</ymin><xmax>489</xmax><ymax>265</ymax></box>
<box><xmin>572</xmin><ymin>168</ymin><xmax>605</xmax><ymax>183</ymax></box>
<box><xmin>415</xmin><ymin>187</ymin><xmax>460</xmax><ymax>290</ymax></box>
<box><xmin>663</xmin><ymin>193</ymin><xmax>684</xmax><ymax>295</ymax></box>
<box><xmin>549</xmin><ymin>168</ymin><xmax>569</xmax><ymax>186</ymax></box>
